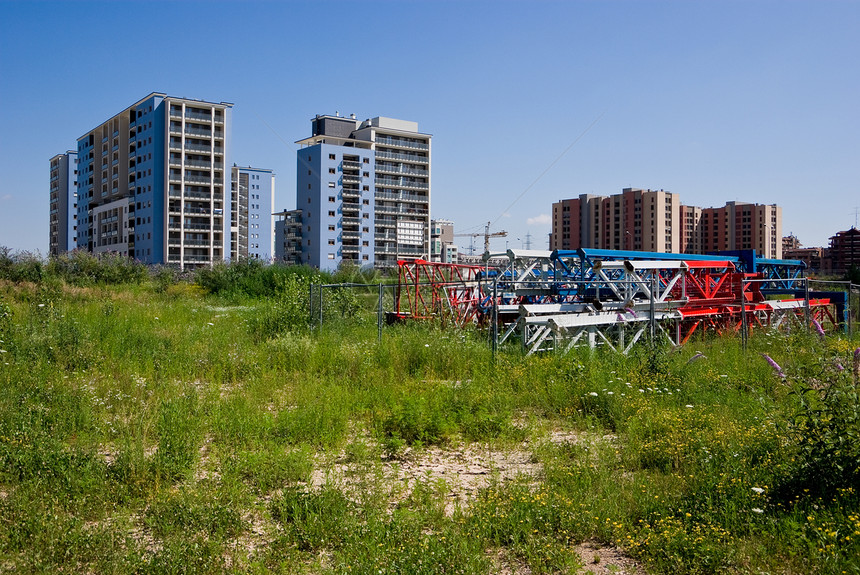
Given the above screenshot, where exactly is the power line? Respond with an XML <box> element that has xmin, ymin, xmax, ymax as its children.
<box><xmin>490</xmin><ymin>110</ymin><xmax>605</xmax><ymax>229</ymax></box>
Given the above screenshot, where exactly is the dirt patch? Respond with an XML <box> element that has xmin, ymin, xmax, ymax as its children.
<box><xmin>194</xmin><ymin>434</ymin><xmax>220</xmax><ymax>482</ymax></box>
<box><xmin>573</xmin><ymin>540</ymin><xmax>646</xmax><ymax>575</ymax></box>
<box><xmin>311</xmin><ymin>443</ymin><xmax>541</xmax><ymax>515</ymax></box>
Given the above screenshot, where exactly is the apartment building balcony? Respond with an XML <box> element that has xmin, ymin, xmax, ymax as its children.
<box><xmin>375</xmin><ymin>205</ymin><xmax>429</xmax><ymax>216</ymax></box>
<box><xmin>375</xmin><ymin>136</ymin><xmax>429</xmax><ymax>151</ymax></box>
<box><xmin>376</xmin><ymin>191</ymin><xmax>428</xmax><ymax>203</ymax></box>
<box><xmin>342</xmin><ymin>160</ymin><xmax>361</xmax><ymax>169</ymax></box>
<box><xmin>169</xmin><ymin>222</ymin><xmax>213</xmax><ymax>231</ymax></box>
<box><xmin>375</xmin><ymin>164</ymin><xmax>429</xmax><ymax>177</ymax></box>
<box><xmin>172</xmin><ymin>110</ymin><xmax>212</xmax><ymax>124</ymax></box>
<box><xmin>342</xmin><ymin>230</ymin><xmax>360</xmax><ymax>239</ymax></box>
<box><xmin>342</xmin><ymin>174</ymin><xmax>360</xmax><ymax>184</ymax></box>
<box><xmin>374</xmin><ymin>231</ymin><xmax>398</xmax><ymax>241</ymax></box>
<box><xmin>342</xmin><ymin>188</ymin><xmax>359</xmax><ymax>199</ymax></box>
<box><xmin>184</xmin><ymin>126</ymin><xmax>214</xmax><ymax>138</ymax></box>
<box><xmin>175</xmin><ymin>142</ymin><xmax>218</xmax><ymax>154</ymax></box>
<box><xmin>176</xmin><ymin>254</ymin><xmax>213</xmax><ymax>263</ymax></box>
<box><xmin>169</xmin><ymin>239</ymin><xmax>212</xmax><ymax>248</ymax></box>
<box><xmin>168</xmin><ymin>205</ymin><xmax>212</xmax><ymax>216</ymax></box>
<box><xmin>169</xmin><ymin>190</ymin><xmax>213</xmax><ymax>201</ymax></box>
<box><xmin>342</xmin><ymin>216</ymin><xmax>360</xmax><ymax>225</ymax></box>
<box><xmin>185</xmin><ymin>175</ymin><xmax>222</xmax><ymax>185</ymax></box>
<box><xmin>376</xmin><ymin>177</ymin><xmax>429</xmax><ymax>191</ymax></box>
<box><xmin>395</xmin><ymin>246</ymin><xmax>426</xmax><ymax>256</ymax></box>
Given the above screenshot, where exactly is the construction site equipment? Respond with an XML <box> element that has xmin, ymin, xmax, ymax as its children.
<box><xmin>391</xmin><ymin>248</ymin><xmax>842</xmax><ymax>354</ymax></box>
<box><xmin>454</xmin><ymin>221</ymin><xmax>507</xmax><ymax>255</ymax></box>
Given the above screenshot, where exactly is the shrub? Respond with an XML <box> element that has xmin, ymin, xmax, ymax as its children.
<box><xmin>778</xmin><ymin>366</ymin><xmax>860</xmax><ymax>502</ymax></box>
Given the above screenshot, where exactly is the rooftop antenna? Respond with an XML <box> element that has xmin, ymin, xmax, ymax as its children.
<box><xmin>854</xmin><ymin>207</ymin><xmax>859</xmax><ymax>228</ymax></box>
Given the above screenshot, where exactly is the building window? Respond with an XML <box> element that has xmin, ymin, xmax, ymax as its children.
<box><xmin>363</xmin><ymin>158</ymin><xmax>369</xmax><ymax>164</ymax></box>
<box><xmin>328</xmin><ymin>254</ymin><xmax>335</xmax><ymax>259</ymax></box>
<box><xmin>328</xmin><ymin>196</ymin><xmax>335</xmax><ymax>202</ymax></box>
<box><xmin>328</xmin><ymin>225</ymin><xmax>336</xmax><ymax>231</ymax></box>
<box><xmin>328</xmin><ymin>182</ymin><xmax>335</xmax><ymax>188</ymax></box>
<box><xmin>328</xmin><ymin>239</ymin><xmax>335</xmax><ymax>245</ymax></box>
<box><xmin>328</xmin><ymin>211</ymin><xmax>335</xmax><ymax>217</ymax></box>
<box><xmin>329</xmin><ymin>168</ymin><xmax>336</xmax><ymax>174</ymax></box>
<box><xmin>329</xmin><ymin>154</ymin><xmax>336</xmax><ymax>160</ymax></box>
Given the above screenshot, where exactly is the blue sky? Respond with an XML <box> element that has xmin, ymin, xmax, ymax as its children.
<box><xmin>1</xmin><ymin>0</ymin><xmax>858</xmax><ymax>254</ymax></box>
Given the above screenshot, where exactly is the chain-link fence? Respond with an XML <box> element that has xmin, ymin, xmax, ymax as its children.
<box><xmin>808</xmin><ymin>279</ymin><xmax>860</xmax><ymax>337</ymax></box>
<box><xmin>308</xmin><ymin>282</ymin><xmax>400</xmax><ymax>341</ymax></box>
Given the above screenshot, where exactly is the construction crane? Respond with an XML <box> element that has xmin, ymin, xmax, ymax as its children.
<box><xmin>455</xmin><ymin>221</ymin><xmax>508</xmax><ymax>255</ymax></box>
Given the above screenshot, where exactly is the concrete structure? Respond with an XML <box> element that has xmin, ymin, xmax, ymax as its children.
<box><xmin>295</xmin><ymin>114</ymin><xmax>431</xmax><ymax>271</ymax></box>
<box><xmin>552</xmin><ymin>190</ymin><xmax>782</xmax><ymax>259</ymax></box>
<box><xmin>74</xmin><ymin>93</ymin><xmax>233</xmax><ymax>268</ymax></box>
<box><xmin>49</xmin><ymin>151</ymin><xmax>78</xmax><ymax>256</ymax></box>
<box><xmin>551</xmin><ymin>188</ymin><xmax>680</xmax><ymax>253</ymax></box>
<box><xmin>231</xmin><ymin>165</ymin><xmax>275</xmax><ymax>261</ymax></box>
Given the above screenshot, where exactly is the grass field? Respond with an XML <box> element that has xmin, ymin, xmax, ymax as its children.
<box><xmin>0</xmin><ymin>257</ymin><xmax>858</xmax><ymax>574</ymax></box>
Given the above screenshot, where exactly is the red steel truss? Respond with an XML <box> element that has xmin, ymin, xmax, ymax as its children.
<box><xmin>394</xmin><ymin>260</ymin><xmax>486</xmax><ymax>326</ymax></box>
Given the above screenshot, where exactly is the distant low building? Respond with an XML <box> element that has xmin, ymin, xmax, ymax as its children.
<box><xmin>784</xmin><ymin>246</ymin><xmax>824</xmax><ymax>273</ymax></box>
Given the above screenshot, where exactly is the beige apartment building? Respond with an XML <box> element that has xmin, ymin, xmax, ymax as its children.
<box><xmin>551</xmin><ymin>188</ymin><xmax>680</xmax><ymax>253</ymax></box>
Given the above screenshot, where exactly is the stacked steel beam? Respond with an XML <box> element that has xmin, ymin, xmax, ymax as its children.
<box><xmin>393</xmin><ymin>248</ymin><xmax>839</xmax><ymax>353</ymax></box>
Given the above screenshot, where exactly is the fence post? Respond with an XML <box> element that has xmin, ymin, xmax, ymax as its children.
<box><xmin>319</xmin><ymin>284</ymin><xmax>324</xmax><ymax>329</ymax></box>
<box><xmin>804</xmin><ymin>278</ymin><xmax>810</xmax><ymax>332</ymax></box>
<box><xmin>492</xmin><ymin>275</ymin><xmax>499</xmax><ymax>358</ymax></box>
<box><xmin>309</xmin><ymin>283</ymin><xmax>315</xmax><ymax>328</ymax></box>
<box><xmin>377</xmin><ymin>283</ymin><xmax>383</xmax><ymax>342</ymax></box>
<box><xmin>649</xmin><ymin>276</ymin><xmax>656</xmax><ymax>343</ymax></box>
<box><xmin>740</xmin><ymin>278</ymin><xmax>748</xmax><ymax>351</ymax></box>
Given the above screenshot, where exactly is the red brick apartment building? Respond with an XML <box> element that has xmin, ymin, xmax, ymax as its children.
<box><xmin>551</xmin><ymin>189</ymin><xmax>782</xmax><ymax>259</ymax></box>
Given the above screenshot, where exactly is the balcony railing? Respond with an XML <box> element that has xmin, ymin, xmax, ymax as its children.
<box><xmin>374</xmin><ymin>205</ymin><xmax>429</xmax><ymax>216</ymax></box>
<box><xmin>376</xmin><ymin>177</ymin><xmax>429</xmax><ymax>191</ymax></box>
<box><xmin>375</xmin><ymin>164</ymin><xmax>429</xmax><ymax>177</ymax></box>
<box><xmin>375</xmin><ymin>136</ymin><xmax>428</xmax><ymax>151</ymax></box>
<box><xmin>375</xmin><ymin>191</ymin><xmax>428</xmax><ymax>203</ymax></box>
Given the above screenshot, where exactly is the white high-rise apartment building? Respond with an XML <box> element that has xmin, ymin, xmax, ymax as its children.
<box><xmin>296</xmin><ymin>114</ymin><xmax>431</xmax><ymax>270</ymax></box>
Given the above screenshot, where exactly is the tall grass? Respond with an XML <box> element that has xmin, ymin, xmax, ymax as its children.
<box><xmin>0</xmin><ymin>260</ymin><xmax>857</xmax><ymax>573</ymax></box>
